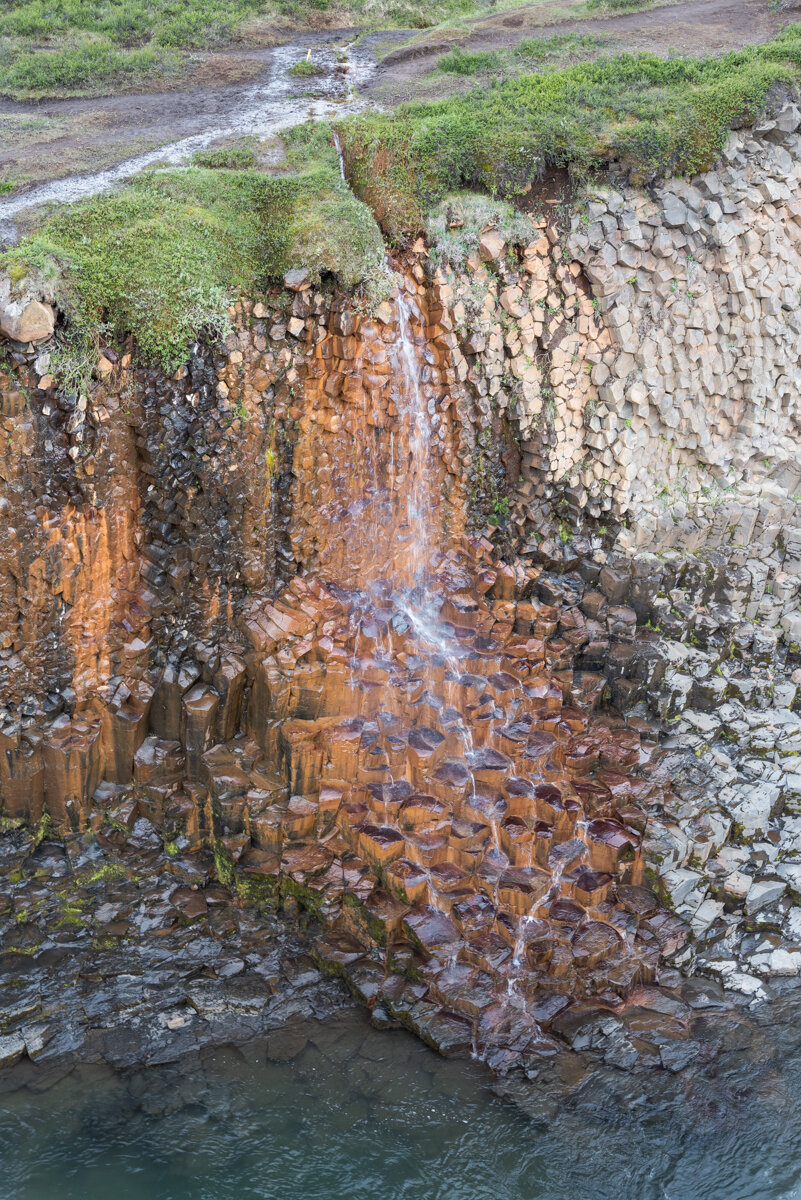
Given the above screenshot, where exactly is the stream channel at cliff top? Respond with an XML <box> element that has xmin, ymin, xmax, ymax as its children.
<box><xmin>4</xmin><ymin>998</ymin><xmax>801</xmax><ymax>1200</ymax></box>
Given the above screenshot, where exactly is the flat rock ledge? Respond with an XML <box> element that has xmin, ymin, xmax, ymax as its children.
<box><xmin>0</xmin><ymin>817</ymin><xmax>351</xmax><ymax>1079</ymax></box>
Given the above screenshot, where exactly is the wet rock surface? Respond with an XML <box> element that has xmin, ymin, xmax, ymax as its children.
<box><xmin>226</xmin><ymin>534</ymin><xmax>703</xmax><ymax>1073</ymax></box>
<box><xmin>0</xmin><ymin>817</ymin><xmax>350</xmax><ymax>1072</ymax></box>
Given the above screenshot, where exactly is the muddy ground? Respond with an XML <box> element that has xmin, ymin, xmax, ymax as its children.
<box><xmin>0</xmin><ymin>0</ymin><xmax>795</xmax><ymax>202</ymax></box>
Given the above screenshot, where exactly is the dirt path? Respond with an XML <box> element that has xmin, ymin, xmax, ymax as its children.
<box><xmin>369</xmin><ymin>0</ymin><xmax>794</xmax><ymax>104</ymax></box>
<box><xmin>0</xmin><ymin>30</ymin><xmax>374</xmax><ymax>209</ymax></box>
<box><xmin>0</xmin><ymin>0</ymin><xmax>793</xmax><ymax>220</ymax></box>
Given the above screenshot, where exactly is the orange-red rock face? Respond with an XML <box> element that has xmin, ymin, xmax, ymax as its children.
<box><xmin>0</xmin><ymin>267</ymin><xmax>683</xmax><ymax>1057</ymax></box>
<box><xmin>221</xmin><ymin>537</ymin><xmax>683</xmax><ymax>1061</ymax></box>
<box><xmin>0</xmin><ymin>274</ymin><xmax>469</xmax><ymax>823</ymax></box>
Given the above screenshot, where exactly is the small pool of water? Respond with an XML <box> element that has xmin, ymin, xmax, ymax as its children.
<box><xmin>3</xmin><ymin>1002</ymin><xmax>801</xmax><ymax>1200</ymax></box>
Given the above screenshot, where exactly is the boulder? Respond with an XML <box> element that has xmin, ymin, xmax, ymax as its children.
<box><xmin>0</xmin><ymin>297</ymin><xmax>54</xmax><ymax>343</ymax></box>
<box><xmin>479</xmin><ymin>229</ymin><xmax>506</xmax><ymax>262</ymax></box>
<box><xmin>0</xmin><ymin>268</ymin><xmax>57</xmax><ymax>344</ymax></box>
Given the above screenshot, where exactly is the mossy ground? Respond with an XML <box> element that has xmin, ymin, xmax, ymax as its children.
<box><xmin>0</xmin><ymin>0</ymin><xmax>505</xmax><ymax>100</ymax></box>
<box><xmin>1</xmin><ymin>123</ymin><xmax>386</xmax><ymax>370</ymax></box>
<box><xmin>431</xmin><ymin>32</ymin><xmax>610</xmax><ymax>78</ymax></box>
<box><xmin>340</xmin><ymin>23</ymin><xmax>801</xmax><ymax>241</ymax></box>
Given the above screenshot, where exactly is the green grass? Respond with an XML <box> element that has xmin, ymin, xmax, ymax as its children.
<box><xmin>0</xmin><ymin>0</ymin><xmax>493</xmax><ymax>46</ymax></box>
<box><xmin>0</xmin><ymin>0</ymin><xmax>502</xmax><ymax>98</ymax></box>
<box><xmin>587</xmin><ymin>0</ymin><xmax>654</xmax><ymax>10</ymax></box>
<box><xmin>0</xmin><ymin>40</ymin><xmax>178</xmax><ymax>99</ymax></box>
<box><xmin>1</xmin><ymin>123</ymin><xmax>385</xmax><ymax>371</ymax></box>
<box><xmin>434</xmin><ymin>33</ymin><xmax>608</xmax><ymax>76</ymax></box>
<box><xmin>0</xmin><ymin>0</ymin><xmax>269</xmax><ymax>50</ymax></box>
<box><xmin>192</xmin><ymin>145</ymin><xmax>257</xmax><ymax>169</ymax></box>
<box><xmin>435</xmin><ymin>46</ymin><xmax>504</xmax><ymax>74</ymax></box>
<box><xmin>341</xmin><ymin>25</ymin><xmax>801</xmax><ymax>240</ymax></box>
<box><xmin>274</xmin><ymin>0</ymin><xmax>496</xmax><ymax>30</ymax></box>
<box><xmin>288</xmin><ymin>58</ymin><xmax>323</xmax><ymax>77</ymax></box>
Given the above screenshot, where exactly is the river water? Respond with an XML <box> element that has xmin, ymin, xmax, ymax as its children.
<box><xmin>3</xmin><ymin>998</ymin><xmax>801</xmax><ymax>1200</ymax></box>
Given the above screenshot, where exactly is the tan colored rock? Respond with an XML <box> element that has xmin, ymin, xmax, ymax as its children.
<box><xmin>479</xmin><ymin>230</ymin><xmax>506</xmax><ymax>262</ymax></box>
<box><xmin>284</xmin><ymin>268</ymin><xmax>310</xmax><ymax>292</ymax></box>
<box><xmin>0</xmin><ymin>299</ymin><xmax>54</xmax><ymax>343</ymax></box>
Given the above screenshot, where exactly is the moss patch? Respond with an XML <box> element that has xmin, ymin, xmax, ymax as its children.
<box><xmin>288</xmin><ymin>59</ymin><xmax>323</xmax><ymax>77</ymax></box>
<box><xmin>77</xmin><ymin>863</ymin><xmax>129</xmax><ymax>886</ymax></box>
<box><xmin>341</xmin><ymin>25</ymin><xmax>801</xmax><ymax>240</ymax></box>
<box><xmin>2</xmin><ymin>123</ymin><xmax>385</xmax><ymax>369</ymax></box>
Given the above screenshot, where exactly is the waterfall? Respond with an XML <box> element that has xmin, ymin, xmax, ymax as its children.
<box><xmin>253</xmin><ymin>255</ymin><xmax>657</xmax><ymax>1063</ymax></box>
<box><xmin>391</xmin><ymin>276</ymin><xmax>438</xmax><ymax>591</ymax></box>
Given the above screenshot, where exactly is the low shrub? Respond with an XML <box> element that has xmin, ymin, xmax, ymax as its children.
<box><xmin>0</xmin><ymin>41</ymin><xmax>175</xmax><ymax>98</ymax></box>
<box><xmin>341</xmin><ymin>25</ymin><xmax>801</xmax><ymax>240</ymax></box>
<box><xmin>434</xmin><ymin>33</ymin><xmax>608</xmax><ymax>75</ymax></box>
<box><xmin>434</xmin><ymin>46</ymin><xmax>504</xmax><ymax>74</ymax></box>
<box><xmin>1</xmin><ymin>125</ymin><xmax>385</xmax><ymax>367</ymax></box>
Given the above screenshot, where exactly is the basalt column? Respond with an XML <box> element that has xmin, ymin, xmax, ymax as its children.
<box><xmin>285</xmin><ymin>270</ymin><xmax>466</xmax><ymax>587</ymax></box>
<box><xmin>225</xmin><ymin>267</ymin><xmax>683</xmax><ymax>1062</ymax></box>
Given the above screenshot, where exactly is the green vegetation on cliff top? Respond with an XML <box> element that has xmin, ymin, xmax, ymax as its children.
<box><xmin>1</xmin><ymin>124</ymin><xmax>385</xmax><ymax>368</ymax></box>
<box><xmin>433</xmin><ymin>32</ymin><xmax>609</xmax><ymax>76</ymax></box>
<box><xmin>0</xmin><ymin>0</ymin><xmax>500</xmax><ymax>99</ymax></box>
<box><xmin>6</xmin><ymin>25</ymin><xmax>801</xmax><ymax>367</ymax></box>
<box><xmin>341</xmin><ymin>23</ymin><xmax>801</xmax><ymax>239</ymax></box>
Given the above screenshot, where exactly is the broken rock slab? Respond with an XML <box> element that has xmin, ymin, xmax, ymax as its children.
<box><xmin>0</xmin><ymin>271</ymin><xmax>56</xmax><ymax>343</ymax></box>
<box><xmin>745</xmin><ymin>878</ymin><xmax>786</xmax><ymax>916</ymax></box>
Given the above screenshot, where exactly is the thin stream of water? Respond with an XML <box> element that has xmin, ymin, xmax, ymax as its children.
<box><xmin>0</xmin><ymin>36</ymin><xmax>376</xmax><ymax>229</ymax></box>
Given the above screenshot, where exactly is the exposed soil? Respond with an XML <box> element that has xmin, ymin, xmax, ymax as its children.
<box><xmin>0</xmin><ymin>1</ymin><xmax>795</xmax><ymax>200</ymax></box>
<box><xmin>368</xmin><ymin>0</ymin><xmax>795</xmax><ymax>104</ymax></box>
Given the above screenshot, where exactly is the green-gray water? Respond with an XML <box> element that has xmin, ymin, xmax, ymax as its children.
<box><xmin>3</xmin><ymin>1000</ymin><xmax>801</xmax><ymax>1200</ymax></box>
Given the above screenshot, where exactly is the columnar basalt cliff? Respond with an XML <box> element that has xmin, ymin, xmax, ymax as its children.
<box><xmin>432</xmin><ymin>105</ymin><xmax>801</xmax><ymax>644</ymax></box>
<box><xmin>2</xmin><ymin>104</ymin><xmax>801</xmax><ymax>1066</ymax></box>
